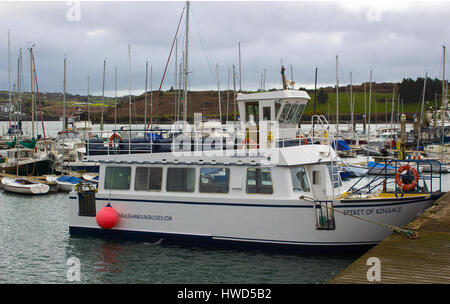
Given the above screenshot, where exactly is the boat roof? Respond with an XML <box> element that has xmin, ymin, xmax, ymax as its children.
<box><xmin>236</xmin><ymin>90</ymin><xmax>310</xmax><ymax>102</ymax></box>
<box><xmin>86</xmin><ymin>144</ymin><xmax>336</xmax><ymax>167</ymax></box>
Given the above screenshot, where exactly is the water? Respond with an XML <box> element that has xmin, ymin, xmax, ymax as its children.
<box><xmin>0</xmin><ymin>191</ymin><xmax>360</xmax><ymax>284</ymax></box>
<box><xmin>0</xmin><ymin>121</ymin><xmax>448</xmax><ymax>284</ymax></box>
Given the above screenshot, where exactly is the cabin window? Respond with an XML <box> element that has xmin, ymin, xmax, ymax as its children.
<box><xmin>290</xmin><ymin>104</ymin><xmax>306</xmax><ymax>124</ymax></box>
<box><xmin>263</xmin><ymin>107</ymin><xmax>271</xmax><ymax>120</ymax></box>
<box><xmin>135</xmin><ymin>167</ymin><xmax>162</xmax><ymax>191</ymax></box>
<box><xmin>312</xmin><ymin>170</ymin><xmax>320</xmax><ymax>185</ymax></box>
<box><xmin>246</xmin><ymin>168</ymin><xmax>273</xmax><ymax>194</ymax></box>
<box><xmin>278</xmin><ymin>103</ymin><xmax>291</xmax><ymax>123</ymax></box>
<box><xmin>104</xmin><ymin>166</ymin><xmax>131</xmax><ymax>190</ymax></box>
<box><xmin>166</xmin><ymin>168</ymin><xmax>195</xmax><ymax>192</ymax></box>
<box><xmin>327</xmin><ymin>164</ymin><xmax>342</xmax><ymax>188</ymax></box>
<box><xmin>245</xmin><ymin>102</ymin><xmax>259</xmax><ymax>123</ymax></box>
<box><xmin>290</xmin><ymin>167</ymin><xmax>310</xmax><ymax>192</ymax></box>
<box><xmin>199</xmin><ymin>168</ymin><xmax>229</xmax><ymax>193</ymax></box>
<box><xmin>285</xmin><ymin>104</ymin><xmax>299</xmax><ymax>123</ymax></box>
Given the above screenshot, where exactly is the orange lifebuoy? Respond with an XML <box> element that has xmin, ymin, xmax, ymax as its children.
<box><xmin>395</xmin><ymin>165</ymin><xmax>419</xmax><ymax>191</ymax></box>
<box><xmin>108</xmin><ymin>133</ymin><xmax>122</xmax><ymax>148</ymax></box>
<box><xmin>302</xmin><ymin>138</ymin><xmax>309</xmax><ymax>145</ymax></box>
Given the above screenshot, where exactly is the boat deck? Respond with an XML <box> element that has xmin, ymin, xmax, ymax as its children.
<box><xmin>328</xmin><ymin>190</ymin><xmax>450</xmax><ymax>284</ymax></box>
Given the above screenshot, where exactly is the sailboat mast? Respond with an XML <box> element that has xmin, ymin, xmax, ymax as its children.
<box><xmin>8</xmin><ymin>30</ymin><xmax>12</xmax><ymax>129</ymax></box>
<box><xmin>238</xmin><ymin>42</ymin><xmax>242</xmax><ymax>92</ymax></box>
<box><xmin>350</xmin><ymin>71</ymin><xmax>353</xmax><ymax>131</ymax></box>
<box><xmin>128</xmin><ymin>43</ymin><xmax>132</xmax><ymax>129</ymax></box>
<box><xmin>183</xmin><ymin>1</ymin><xmax>190</xmax><ymax>122</ymax></box>
<box><xmin>417</xmin><ymin>72</ymin><xmax>427</xmax><ymax>152</ymax></box>
<box><xmin>217</xmin><ymin>64</ymin><xmax>222</xmax><ymax>123</ymax></box>
<box><xmin>63</xmin><ymin>56</ymin><xmax>67</xmax><ymax>131</ymax></box>
<box><xmin>30</xmin><ymin>48</ymin><xmax>35</xmax><ymax>138</ymax></box>
<box><xmin>441</xmin><ymin>45</ymin><xmax>446</xmax><ymax>160</ymax></box>
<box><xmin>115</xmin><ymin>65</ymin><xmax>117</xmax><ymax>130</ymax></box>
<box><xmin>144</xmin><ymin>61</ymin><xmax>148</xmax><ymax>127</ymax></box>
<box><xmin>335</xmin><ymin>55</ymin><xmax>339</xmax><ymax>135</ymax></box>
<box><xmin>101</xmin><ymin>59</ymin><xmax>106</xmax><ymax>131</ymax></box>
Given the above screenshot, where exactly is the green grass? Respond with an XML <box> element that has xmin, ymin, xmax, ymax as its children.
<box><xmin>304</xmin><ymin>92</ymin><xmax>423</xmax><ymax>116</ymax></box>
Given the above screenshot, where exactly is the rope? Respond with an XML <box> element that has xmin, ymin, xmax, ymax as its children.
<box><xmin>299</xmin><ymin>195</ymin><xmax>418</xmax><ymax>239</ymax></box>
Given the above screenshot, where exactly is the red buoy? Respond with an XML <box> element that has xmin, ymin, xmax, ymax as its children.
<box><xmin>96</xmin><ymin>204</ymin><xmax>119</xmax><ymax>229</ymax></box>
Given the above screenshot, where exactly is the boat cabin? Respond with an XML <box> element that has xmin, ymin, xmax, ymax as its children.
<box><xmin>237</xmin><ymin>90</ymin><xmax>310</xmax><ymax>127</ymax></box>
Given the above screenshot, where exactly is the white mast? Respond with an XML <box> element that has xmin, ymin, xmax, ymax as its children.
<box><xmin>144</xmin><ymin>61</ymin><xmax>148</xmax><ymax>127</ymax></box>
<box><xmin>8</xmin><ymin>30</ymin><xmax>12</xmax><ymax>129</ymax></box>
<box><xmin>350</xmin><ymin>71</ymin><xmax>353</xmax><ymax>131</ymax></box>
<box><xmin>367</xmin><ymin>69</ymin><xmax>372</xmax><ymax>156</ymax></box>
<box><xmin>441</xmin><ymin>45</ymin><xmax>446</xmax><ymax>160</ymax></box>
<box><xmin>417</xmin><ymin>72</ymin><xmax>427</xmax><ymax>152</ymax></box>
<box><xmin>63</xmin><ymin>56</ymin><xmax>67</xmax><ymax>132</ymax></box>
<box><xmin>216</xmin><ymin>63</ymin><xmax>222</xmax><ymax>123</ymax></box>
<box><xmin>238</xmin><ymin>42</ymin><xmax>242</xmax><ymax>92</ymax></box>
<box><xmin>335</xmin><ymin>55</ymin><xmax>339</xmax><ymax>135</ymax></box>
<box><xmin>115</xmin><ymin>65</ymin><xmax>117</xmax><ymax>130</ymax></box>
<box><xmin>101</xmin><ymin>59</ymin><xmax>106</xmax><ymax>131</ymax></box>
<box><xmin>183</xmin><ymin>1</ymin><xmax>190</xmax><ymax>122</ymax></box>
<box><xmin>128</xmin><ymin>43</ymin><xmax>132</xmax><ymax>129</ymax></box>
<box><xmin>30</xmin><ymin>48</ymin><xmax>35</xmax><ymax>138</ymax></box>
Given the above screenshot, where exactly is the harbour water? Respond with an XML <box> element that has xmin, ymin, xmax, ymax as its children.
<box><xmin>0</xmin><ymin>121</ymin><xmax>448</xmax><ymax>284</ymax></box>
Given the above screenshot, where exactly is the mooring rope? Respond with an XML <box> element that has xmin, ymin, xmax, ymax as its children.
<box><xmin>299</xmin><ymin>195</ymin><xmax>418</xmax><ymax>239</ymax></box>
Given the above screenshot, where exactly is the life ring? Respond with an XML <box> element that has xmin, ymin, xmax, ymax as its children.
<box><xmin>395</xmin><ymin>165</ymin><xmax>419</xmax><ymax>191</ymax></box>
<box><xmin>108</xmin><ymin>133</ymin><xmax>122</xmax><ymax>148</ymax></box>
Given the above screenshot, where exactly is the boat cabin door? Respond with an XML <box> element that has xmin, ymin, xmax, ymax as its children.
<box><xmin>308</xmin><ymin>165</ymin><xmax>328</xmax><ymax>201</ymax></box>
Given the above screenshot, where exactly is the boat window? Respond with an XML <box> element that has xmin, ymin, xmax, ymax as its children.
<box><xmin>199</xmin><ymin>168</ymin><xmax>229</xmax><ymax>193</ymax></box>
<box><xmin>245</xmin><ymin>102</ymin><xmax>259</xmax><ymax>123</ymax></box>
<box><xmin>290</xmin><ymin>104</ymin><xmax>306</xmax><ymax>124</ymax></box>
<box><xmin>246</xmin><ymin>168</ymin><xmax>273</xmax><ymax>194</ymax></box>
<box><xmin>285</xmin><ymin>104</ymin><xmax>299</xmax><ymax>123</ymax></box>
<box><xmin>166</xmin><ymin>168</ymin><xmax>195</xmax><ymax>192</ymax></box>
<box><xmin>327</xmin><ymin>164</ymin><xmax>342</xmax><ymax>188</ymax></box>
<box><xmin>290</xmin><ymin>167</ymin><xmax>310</xmax><ymax>192</ymax></box>
<box><xmin>104</xmin><ymin>166</ymin><xmax>131</xmax><ymax>190</ymax></box>
<box><xmin>135</xmin><ymin>167</ymin><xmax>162</xmax><ymax>191</ymax></box>
<box><xmin>275</xmin><ymin>102</ymin><xmax>282</xmax><ymax>118</ymax></box>
<box><xmin>263</xmin><ymin>107</ymin><xmax>271</xmax><ymax>120</ymax></box>
<box><xmin>278</xmin><ymin>103</ymin><xmax>291</xmax><ymax>123</ymax></box>
<box><xmin>312</xmin><ymin>170</ymin><xmax>320</xmax><ymax>185</ymax></box>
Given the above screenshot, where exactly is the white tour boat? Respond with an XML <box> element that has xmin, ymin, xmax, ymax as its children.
<box><xmin>68</xmin><ymin>89</ymin><xmax>444</xmax><ymax>250</ymax></box>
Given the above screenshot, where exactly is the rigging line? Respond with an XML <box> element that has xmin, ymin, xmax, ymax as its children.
<box><xmin>147</xmin><ymin>6</ymin><xmax>186</xmax><ymax>130</ymax></box>
<box><xmin>190</xmin><ymin>8</ymin><xmax>217</xmax><ymax>84</ymax></box>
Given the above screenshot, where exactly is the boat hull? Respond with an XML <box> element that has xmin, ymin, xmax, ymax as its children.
<box><xmin>1</xmin><ymin>178</ymin><xmax>50</xmax><ymax>194</ymax></box>
<box><xmin>68</xmin><ymin>193</ymin><xmax>438</xmax><ymax>248</ymax></box>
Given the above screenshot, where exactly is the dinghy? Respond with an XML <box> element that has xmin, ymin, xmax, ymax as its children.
<box><xmin>55</xmin><ymin>175</ymin><xmax>80</xmax><ymax>192</ymax></box>
<box><xmin>1</xmin><ymin>177</ymin><xmax>50</xmax><ymax>195</ymax></box>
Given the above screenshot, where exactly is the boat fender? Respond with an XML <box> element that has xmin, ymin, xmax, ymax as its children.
<box><xmin>395</xmin><ymin>165</ymin><xmax>419</xmax><ymax>191</ymax></box>
<box><xmin>96</xmin><ymin>203</ymin><xmax>119</xmax><ymax>229</ymax></box>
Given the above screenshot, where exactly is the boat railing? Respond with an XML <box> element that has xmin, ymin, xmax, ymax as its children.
<box><xmin>347</xmin><ymin>159</ymin><xmax>442</xmax><ymax>196</ymax></box>
<box><xmin>83</xmin><ymin>126</ymin><xmax>318</xmax><ymax>157</ymax></box>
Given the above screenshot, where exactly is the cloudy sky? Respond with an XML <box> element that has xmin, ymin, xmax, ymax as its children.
<box><xmin>0</xmin><ymin>0</ymin><xmax>449</xmax><ymax>97</ymax></box>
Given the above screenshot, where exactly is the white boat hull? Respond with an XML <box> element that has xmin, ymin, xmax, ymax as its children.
<box><xmin>57</xmin><ymin>181</ymin><xmax>76</xmax><ymax>192</ymax></box>
<box><xmin>1</xmin><ymin>177</ymin><xmax>50</xmax><ymax>195</ymax></box>
<box><xmin>69</xmin><ymin>193</ymin><xmax>436</xmax><ymax>247</ymax></box>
